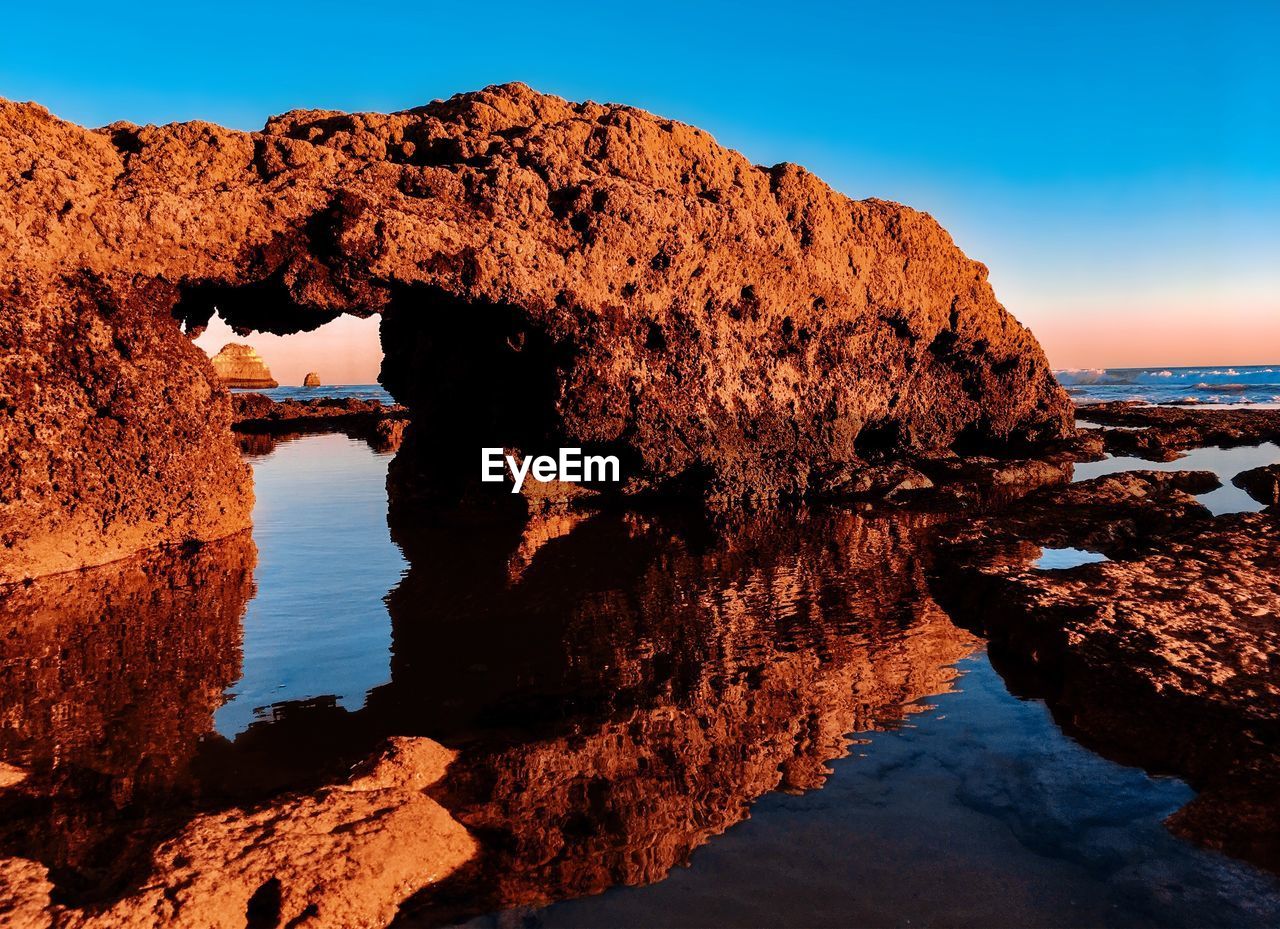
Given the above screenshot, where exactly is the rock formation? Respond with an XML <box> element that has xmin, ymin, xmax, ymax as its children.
<box><xmin>230</xmin><ymin>393</ymin><xmax>410</xmax><ymax>453</ymax></box>
<box><xmin>1</xmin><ymin>82</ymin><xmax>1070</xmax><ymax>579</ymax></box>
<box><xmin>303</xmin><ymin>371</ymin><xmax>321</xmax><ymax>387</ymax></box>
<box><xmin>1233</xmin><ymin>464</ymin><xmax>1280</xmax><ymax>507</ymax></box>
<box><xmin>231</xmin><ymin>393</ymin><xmax>407</xmax><ymax>433</ymax></box>
<box><xmin>1</xmin><ymin>738</ymin><xmax>476</xmax><ymax>929</ymax></box>
<box><xmin>1080</xmin><ymin>402</ymin><xmax>1280</xmax><ymax>459</ymax></box>
<box><xmin>209</xmin><ymin>342</ymin><xmax>278</xmax><ymax>388</ymax></box>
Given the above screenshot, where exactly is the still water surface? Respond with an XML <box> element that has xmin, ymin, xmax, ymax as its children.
<box><xmin>2</xmin><ymin>433</ymin><xmax>1278</xmax><ymax>926</ymax></box>
<box><xmin>240</xmin><ymin>435</ymin><xmax>1279</xmax><ymax>927</ymax></box>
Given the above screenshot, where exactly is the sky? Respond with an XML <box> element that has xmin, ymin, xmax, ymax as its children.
<box><xmin>4</xmin><ymin>1</ymin><xmax>1276</xmax><ymax>378</ymax></box>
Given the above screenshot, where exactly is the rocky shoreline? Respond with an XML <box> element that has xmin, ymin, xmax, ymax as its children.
<box><xmin>214</xmin><ymin>396</ymin><xmax>1280</xmax><ymax>876</ymax></box>
<box><xmin>231</xmin><ymin>394</ymin><xmax>411</xmax><ymax>453</ymax></box>
<box><xmin>2</xmin><ymin>82</ymin><xmax>1073</xmax><ymax>583</ymax></box>
<box><xmin>1</xmin><ymin>399</ymin><xmax>1278</xmax><ymax>923</ymax></box>
<box><xmin>1</xmin><ymin>78</ymin><xmax>1277</xmax><ymax>923</ymax></box>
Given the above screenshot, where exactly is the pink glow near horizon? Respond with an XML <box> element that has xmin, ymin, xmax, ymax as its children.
<box><xmin>1016</xmin><ymin>299</ymin><xmax>1280</xmax><ymax>371</ymax></box>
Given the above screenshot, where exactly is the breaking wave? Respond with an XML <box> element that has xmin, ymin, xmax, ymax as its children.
<box><xmin>1057</xmin><ymin>365</ymin><xmax>1280</xmax><ymax>406</ymax></box>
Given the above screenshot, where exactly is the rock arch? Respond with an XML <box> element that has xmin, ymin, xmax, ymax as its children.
<box><xmin>0</xmin><ymin>83</ymin><xmax>1071</xmax><ymax>582</ymax></box>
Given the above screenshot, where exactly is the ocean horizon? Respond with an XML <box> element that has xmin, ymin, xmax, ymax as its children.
<box><xmin>1057</xmin><ymin>363</ymin><xmax>1280</xmax><ymax>405</ymax></box>
<box><xmin>238</xmin><ymin>364</ymin><xmax>1280</xmax><ymax>409</ymax></box>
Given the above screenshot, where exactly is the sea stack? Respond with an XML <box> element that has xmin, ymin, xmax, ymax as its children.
<box><xmin>210</xmin><ymin>344</ymin><xmax>278</xmax><ymax>389</ymax></box>
<box><xmin>303</xmin><ymin>372</ymin><xmax>322</xmax><ymax>387</ymax></box>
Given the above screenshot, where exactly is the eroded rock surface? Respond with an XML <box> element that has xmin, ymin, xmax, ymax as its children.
<box><xmin>230</xmin><ymin>394</ymin><xmax>411</xmax><ymax>456</ymax></box>
<box><xmin>231</xmin><ymin>393</ymin><xmax>407</xmax><ymax>433</ymax></box>
<box><xmin>1081</xmin><ymin>402</ymin><xmax>1280</xmax><ymax>460</ymax></box>
<box><xmin>209</xmin><ymin>342</ymin><xmax>278</xmax><ymax>388</ymax></box>
<box><xmin>1234</xmin><ymin>464</ymin><xmax>1280</xmax><ymax>507</ymax></box>
<box><xmin>2</xmin><ymin>82</ymin><xmax>1069</xmax><ymax>577</ymax></box>
<box><xmin>0</xmin><ymin>276</ymin><xmax>253</xmax><ymax>584</ymax></box>
<box><xmin>1</xmin><ymin>738</ymin><xmax>476</xmax><ymax>929</ymax></box>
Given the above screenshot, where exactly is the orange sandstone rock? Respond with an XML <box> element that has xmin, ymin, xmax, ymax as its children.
<box><xmin>0</xmin><ymin>738</ymin><xmax>476</xmax><ymax>929</ymax></box>
<box><xmin>0</xmin><ymin>83</ymin><xmax>1071</xmax><ymax>579</ymax></box>
<box><xmin>209</xmin><ymin>342</ymin><xmax>278</xmax><ymax>388</ymax></box>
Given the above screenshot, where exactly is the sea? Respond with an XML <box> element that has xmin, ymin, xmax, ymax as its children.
<box><xmin>241</xmin><ymin>369</ymin><xmax>1280</xmax><ymax>409</ymax></box>
<box><xmin>233</xmin><ymin>384</ymin><xmax>396</xmax><ymax>404</ymax></box>
<box><xmin>1059</xmin><ymin>364</ymin><xmax>1280</xmax><ymax>406</ymax></box>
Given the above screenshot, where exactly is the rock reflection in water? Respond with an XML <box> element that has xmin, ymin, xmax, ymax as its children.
<box><xmin>0</xmin><ymin>490</ymin><xmax>979</xmax><ymax>923</ymax></box>
<box><xmin>372</xmin><ymin>506</ymin><xmax>979</xmax><ymax>922</ymax></box>
<box><xmin>0</xmin><ymin>533</ymin><xmax>256</xmax><ymax>902</ymax></box>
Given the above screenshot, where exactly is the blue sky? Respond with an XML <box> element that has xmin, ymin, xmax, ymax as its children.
<box><xmin>4</xmin><ymin>1</ymin><xmax>1276</xmax><ymax>367</ymax></box>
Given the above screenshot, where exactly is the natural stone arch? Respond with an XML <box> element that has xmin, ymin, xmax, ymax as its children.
<box><xmin>0</xmin><ymin>83</ymin><xmax>1070</xmax><ymax>582</ymax></box>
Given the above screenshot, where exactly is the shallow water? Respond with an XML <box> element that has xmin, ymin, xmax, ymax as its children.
<box><xmin>1072</xmin><ymin>441</ymin><xmax>1280</xmax><ymax>515</ymax></box>
<box><xmin>1034</xmin><ymin>546</ymin><xmax>1109</xmax><ymax>570</ymax></box>
<box><xmin>2</xmin><ymin>433</ymin><xmax>1278</xmax><ymax>924</ymax></box>
<box><xmin>215</xmin><ymin>434</ymin><xmax>403</xmax><ymax>735</ymax></box>
<box><xmin>452</xmin><ymin>655</ymin><xmax>1278</xmax><ymax>929</ymax></box>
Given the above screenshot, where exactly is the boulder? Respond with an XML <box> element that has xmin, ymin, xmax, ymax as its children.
<box><xmin>1233</xmin><ymin>464</ymin><xmax>1280</xmax><ymax>507</ymax></box>
<box><xmin>303</xmin><ymin>371</ymin><xmax>321</xmax><ymax>387</ymax></box>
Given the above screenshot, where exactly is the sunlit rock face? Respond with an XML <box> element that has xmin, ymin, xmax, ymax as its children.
<box><xmin>1</xmin><ymin>82</ymin><xmax>1069</xmax><ymax>578</ymax></box>
<box><xmin>209</xmin><ymin>342</ymin><xmax>278</xmax><ymax>388</ymax></box>
<box><xmin>0</xmin><ymin>280</ymin><xmax>254</xmax><ymax>584</ymax></box>
<box><xmin>3</xmin><ymin>739</ymin><xmax>475</xmax><ymax>929</ymax></box>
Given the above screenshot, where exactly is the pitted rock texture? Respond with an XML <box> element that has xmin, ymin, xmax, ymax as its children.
<box><xmin>2</xmin><ymin>82</ymin><xmax>1069</xmax><ymax>577</ymax></box>
<box><xmin>1080</xmin><ymin>402</ymin><xmax>1280</xmax><ymax>460</ymax></box>
<box><xmin>0</xmin><ymin>277</ymin><xmax>253</xmax><ymax>584</ymax></box>
<box><xmin>1</xmin><ymin>738</ymin><xmax>476</xmax><ymax>929</ymax></box>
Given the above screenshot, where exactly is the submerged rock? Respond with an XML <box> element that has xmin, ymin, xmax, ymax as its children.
<box><xmin>1</xmin><ymin>83</ymin><xmax>1069</xmax><ymax>576</ymax></box>
<box><xmin>209</xmin><ymin>343</ymin><xmax>278</xmax><ymax>389</ymax></box>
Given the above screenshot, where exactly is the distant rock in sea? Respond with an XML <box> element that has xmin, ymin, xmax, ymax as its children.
<box><xmin>210</xmin><ymin>343</ymin><xmax>278</xmax><ymax>389</ymax></box>
<box><xmin>303</xmin><ymin>372</ymin><xmax>321</xmax><ymax>387</ymax></box>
